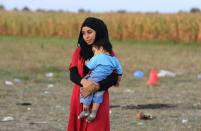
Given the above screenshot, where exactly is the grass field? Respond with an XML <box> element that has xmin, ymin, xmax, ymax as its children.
<box><xmin>0</xmin><ymin>36</ymin><xmax>201</xmax><ymax>131</ymax></box>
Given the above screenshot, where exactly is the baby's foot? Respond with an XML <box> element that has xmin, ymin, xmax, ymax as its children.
<box><xmin>86</xmin><ymin>113</ymin><xmax>96</xmax><ymax>122</ymax></box>
<box><xmin>78</xmin><ymin>111</ymin><xmax>89</xmax><ymax>119</ymax></box>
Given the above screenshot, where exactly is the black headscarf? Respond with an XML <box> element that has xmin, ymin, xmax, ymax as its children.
<box><xmin>77</xmin><ymin>17</ymin><xmax>111</xmax><ymax>60</ymax></box>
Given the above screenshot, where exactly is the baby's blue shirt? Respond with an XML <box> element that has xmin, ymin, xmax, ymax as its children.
<box><xmin>86</xmin><ymin>53</ymin><xmax>122</xmax><ymax>82</ymax></box>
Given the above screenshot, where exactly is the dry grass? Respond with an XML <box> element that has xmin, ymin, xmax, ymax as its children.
<box><xmin>0</xmin><ymin>36</ymin><xmax>201</xmax><ymax>131</ymax></box>
<box><xmin>1</xmin><ymin>11</ymin><xmax>201</xmax><ymax>42</ymax></box>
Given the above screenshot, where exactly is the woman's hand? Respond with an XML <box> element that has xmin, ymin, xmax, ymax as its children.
<box><xmin>80</xmin><ymin>79</ymin><xmax>100</xmax><ymax>97</ymax></box>
<box><xmin>80</xmin><ymin>79</ymin><xmax>95</xmax><ymax>88</ymax></box>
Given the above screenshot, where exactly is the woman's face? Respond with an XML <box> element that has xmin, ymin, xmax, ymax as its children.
<box><xmin>82</xmin><ymin>26</ymin><xmax>96</xmax><ymax>45</ymax></box>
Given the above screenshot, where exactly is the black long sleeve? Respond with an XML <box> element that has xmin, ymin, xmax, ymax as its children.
<box><xmin>98</xmin><ymin>72</ymin><xmax>118</xmax><ymax>91</ymax></box>
<box><xmin>70</xmin><ymin>66</ymin><xmax>90</xmax><ymax>86</ymax></box>
<box><xmin>70</xmin><ymin>67</ymin><xmax>82</xmax><ymax>87</ymax></box>
<box><xmin>70</xmin><ymin>66</ymin><xmax>118</xmax><ymax>91</ymax></box>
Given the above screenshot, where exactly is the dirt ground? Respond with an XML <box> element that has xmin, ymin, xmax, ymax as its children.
<box><xmin>1</xmin><ymin>36</ymin><xmax>201</xmax><ymax>131</ymax></box>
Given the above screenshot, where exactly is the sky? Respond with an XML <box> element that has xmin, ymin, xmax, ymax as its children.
<box><xmin>0</xmin><ymin>0</ymin><xmax>201</xmax><ymax>13</ymax></box>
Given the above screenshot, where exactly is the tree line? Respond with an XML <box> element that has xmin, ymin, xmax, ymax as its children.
<box><xmin>0</xmin><ymin>4</ymin><xmax>201</xmax><ymax>13</ymax></box>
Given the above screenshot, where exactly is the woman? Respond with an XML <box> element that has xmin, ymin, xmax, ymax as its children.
<box><xmin>67</xmin><ymin>17</ymin><xmax>118</xmax><ymax>131</ymax></box>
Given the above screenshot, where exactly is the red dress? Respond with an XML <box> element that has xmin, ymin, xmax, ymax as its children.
<box><xmin>67</xmin><ymin>47</ymin><xmax>110</xmax><ymax>131</ymax></box>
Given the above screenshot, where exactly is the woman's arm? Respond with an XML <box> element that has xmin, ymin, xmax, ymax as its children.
<box><xmin>98</xmin><ymin>72</ymin><xmax>118</xmax><ymax>91</ymax></box>
<box><xmin>80</xmin><ymin>72</ymin><xmax>118</xmax><ymax>97</ymax></box>
<box><xmin>70</xmin><ymin>66</ymin><xmax>97</xmax><ymax>89</ymax></box>
<box><xmin>70</xmin><ymin>67</ymin><xmax>82</xmax><ymax>86</ymax></box>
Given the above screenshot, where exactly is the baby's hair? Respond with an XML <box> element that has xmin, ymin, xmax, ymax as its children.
<box><xmin>92</xmin><ymin>39</ymin><xmax>112</xmax><ymax>54</ymax></box>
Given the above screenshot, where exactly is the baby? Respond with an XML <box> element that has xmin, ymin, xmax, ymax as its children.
<box><xmin>78</xmin><ymin>39</ymin><xmax>123</xmax><ymax>122</ymax></box>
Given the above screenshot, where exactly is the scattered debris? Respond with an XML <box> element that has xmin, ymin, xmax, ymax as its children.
<box><xmin>133</xmin><ymin>70</ymin><xmax>144</xmax><ymax>78</ymax></box>
<box><xmin>124</xmin><ymin>89</ymin><xmax>131</xmax><ymax>93</ymax></box>
<box><xmin>43</xmin><ymin>91</ymin><xmax>49</xmax><ymax>96</ymax></box>
<box><xmin>4</xmin><ymin>80</ymin><xmax>14</xmax><ymax>86</ymax></box>
<box><xmin>137</xmin><ymin>122</ymin><xmax>143</xmax><ymax>125</ymax></box>
<box><xmin>109</xmin><ymin>110</ymin><xmax>112</xmax><ymax>114</ymax></box>
<box><xmin>45</xmin><ymin>72</ymin><xmax>54</xmax><ymax>78</ymax></box>
<box><xmin>197</xmin><ymin>74</ymin><xmax>201</xmax><ymax>79</ymax></box>
<box><xmin>16</xmin><ymin>102</ymin><xmax>32</xmax><ymax>106</ymax></box>
<box><xmin>193</xmin><ymin>103</ymin><xmax>198</xmax><ymax>107</ymax></box>
<box><xmin>0</xmin><ymin>116</ymin><xmax>14</xmax><ymax>122</ymax></box>
<box><xmin>110</xmin><ymin>105</ymin><xmax>121</xmax><ymax>108</ymax></box>
<box><xmin>47</xmin><ymin>84</ymin><xmax>54</xmax><ymax>88</ymax></box>
<box><xmin>56</xmin><ymin>105</ymin><xmax>61</xmax><ymax>108</ymax></box>
<box><xmin>4</xmin><ymin>79</ymin><xmax>22</xmax><ymax>86</ymax></box>
<box><xmin>158</xmin><ymin>70</ymin><xmax>176</xmax><ymax>77</ymax></box>
<box><xmin>182</xmin><ymin>119</ymin><xmax>188</xmax><ymax>124</ymax></box>
<box><xmin>13</xmin><ymin>78</ymin><xmax>21</xmax><ymax>83</ymax></box>
<box><xmin>29</xmin><ymin>121</ymin><xmax>47</xmax><ymax>124</ymax></box>
<box><xmin>121</xmin><ymin>103</ymin><xmax>175</xmax><ymax>110</ymax></box>
<box><xmin>135</xmin><ymin>111</ymin><xmax>155</xmax><ymax>120</ymax></box>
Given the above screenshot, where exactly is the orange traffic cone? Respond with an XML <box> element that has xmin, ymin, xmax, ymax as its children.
<box><xmin>147</xmin><ymin>68</ymin><xmax>158</xmax><ymax>86</ymax></box>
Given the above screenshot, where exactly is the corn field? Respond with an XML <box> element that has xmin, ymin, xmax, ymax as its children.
<box><xmin>0</xmin><ymin>11</ymin><xmax>201</xmax><ymax>43</ymax></box>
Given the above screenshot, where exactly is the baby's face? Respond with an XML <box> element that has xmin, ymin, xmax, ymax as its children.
<box><xmin>92</xmin><ymin>47</ymin><xmax>104</xmax><ymax>55</ymax></box>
